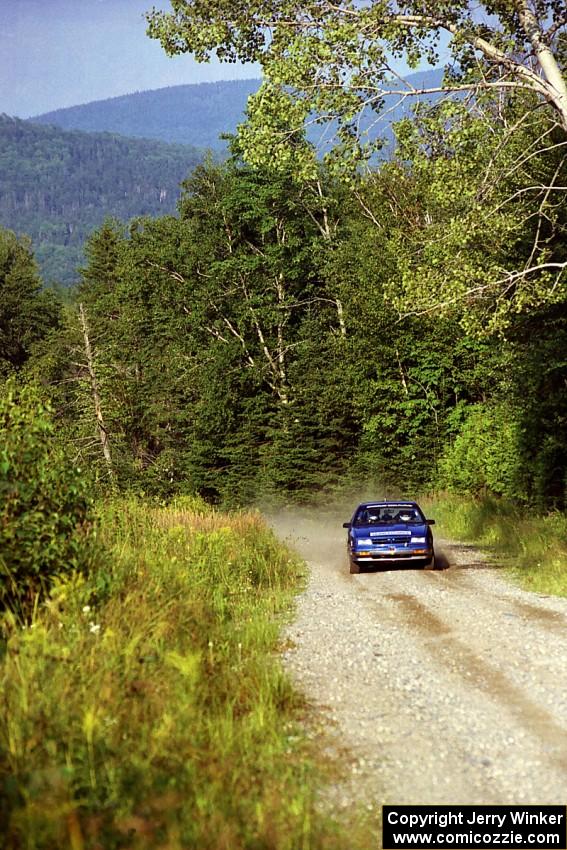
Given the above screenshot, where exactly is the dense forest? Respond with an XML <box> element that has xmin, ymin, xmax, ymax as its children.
<box><xmin>0</xmin><ymin>115</ymin><xmax>204</xmax><ymax>285</ymax></box>
<box><xmin>15</xmin><ymin>72</ymin><xmax>446</xmax><ymax>287</ymax></box>
<box><xmin>3</xmin><ymin>96</ymin><xmax>566</xmax><ymax>509</ymax></box>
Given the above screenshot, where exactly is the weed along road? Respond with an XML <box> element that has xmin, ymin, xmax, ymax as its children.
<box><xmin>270</xmin><ymin>511</ymin><xmax>567</xmax><ymax>807</ymax></box>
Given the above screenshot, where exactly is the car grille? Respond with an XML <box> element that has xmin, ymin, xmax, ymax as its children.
<box><xmin>372</xmin><ymin>536</ymin><xmax>410</xmax><ymax>545</ymax></box>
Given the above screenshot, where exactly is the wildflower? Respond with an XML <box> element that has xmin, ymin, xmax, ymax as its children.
<box><xmin>82</xmin><ymin>605</ymin><xmax>91</xmax><ymax>614</ymax></box>
<box><xmin>89</xmin><ymin>623</ymin><xmax>101</xmax><ymax>634</ymax></box>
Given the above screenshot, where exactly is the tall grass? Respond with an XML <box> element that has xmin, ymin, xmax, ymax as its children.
<box><xmin>424</xmin><ymin>493</ymin><xmax>567</xmax><ymax>596</ymax></box>
<box><xmin>0</xmin><ymin>498</ymin><xmax>375</xmax><ymax>849</ymax></box>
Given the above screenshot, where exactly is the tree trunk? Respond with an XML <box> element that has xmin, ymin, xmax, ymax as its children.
<box><xmin>78</xmin><ymin>303</ymin><xmax>113</xmax><ymax>479</ymax></box>
<box><xmin>518</xmin><ymin>4</ymin><xmax>567</xmax><ymax>132</ymax></box>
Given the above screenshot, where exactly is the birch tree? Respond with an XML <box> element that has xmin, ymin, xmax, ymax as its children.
<box><xmin>147</xmin><ymin>0</ymin><xmax>567</xmax><ymax>169</ymax></box>
<box><xmin>147</xmin><ymin>1</ymin><xmax>567</xmax><ymax>324</ymax></box>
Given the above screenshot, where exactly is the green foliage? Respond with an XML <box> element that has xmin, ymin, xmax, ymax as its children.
<box><xmin>78</xmin><ymin>219</ymin><xmax>124</xmax><ymax>304</ymax></box>
<box><xmin>386</xmin><ymin>103</ymin><xmax>567</xmax><ymax>329</ymax></box>
<box><xmin>503</xmin><ymin>305</ymin><xmax>567</xmax><ymax>510</ymax></box>
<box><xmin>148</xmin><ymin>1</ymin><xmax>567</xmax><ymax>321</ymax></box>
<box><xmin>147</xmin><ymin>0</ymin><xmax>567</xmax><ymax>168</ymax></box>
<box><xmin>438</xmin><ymin>404</ymin><xmax>525</xmax><ymax>500</ymax></box>
<box><xmin>24</xmin><ymin>115</ymin><xmax>567</xmax><ymax>511</ymax></box>
<box><xmin>50</xmin><ymin>159</ymin><xmax>361</xmax><ymax>501</ymax></box>
<box><xmin>0</xmin><ymin>228</ymin><xmax>61</xmax><ymax>376</ymax></box>
<box><xmin>0</xmin><ymin>381</ymin><xmax>96</xmax><ymax>618</ymax></box>
<box><xmin>0</xmin><ymin>500</ymin><xmax>375</xmax><ymax>849</ymax></box>
<box><xmin>424</xmin><ymin>494</ymin><xmax>567</xmax><ymax>597</ymax></box>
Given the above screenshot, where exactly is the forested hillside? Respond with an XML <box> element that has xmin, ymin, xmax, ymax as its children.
<box><xmin>15</xmin><ymin>72</ymin><xmax>446</xmax><ymax>286</ymax></box>
<box><xmin>33</xmin><ymin>79</ymin><xmax>262</xmax><ymax>149</ymax></box>
<box><xmin>0</xmin><ymin>115</ymin><xmax>204</xmax><ymax>285</ymax></box>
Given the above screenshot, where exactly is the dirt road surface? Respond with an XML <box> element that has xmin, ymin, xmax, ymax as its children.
<box><xmin>270</xmin><ymin>511</ymin><xmax>567</xmax><ymax>807</ymax></box>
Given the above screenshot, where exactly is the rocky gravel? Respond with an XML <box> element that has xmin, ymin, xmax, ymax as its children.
<box><xmin>270</xmin><ymin>510</ymin><xmax>567</xmax><ymax>808</ymax></box>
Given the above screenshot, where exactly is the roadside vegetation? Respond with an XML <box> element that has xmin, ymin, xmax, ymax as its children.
<box><xmin>0</xmin><ymin>387</ymin><xmax>376</xmax><ymax>848</ymax></box>
<box><xmin>425</xmin><ymin>495</ymin><xmax>567</xmax><ymax>598</ymax></box>
<box><xmin>0</xmin><ymin>493</ymin><xmax>377</xmax><ymax>849</ymax></box>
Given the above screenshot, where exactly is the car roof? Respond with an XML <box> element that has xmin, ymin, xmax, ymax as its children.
<box><xmin>356</xmin><ymin>501</ymin><xmax>418</xmax><ymax>509</ymax></box>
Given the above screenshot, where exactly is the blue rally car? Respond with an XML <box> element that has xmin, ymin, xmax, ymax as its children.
<box><xmin>343</xmin><ymin>501</ymin><xmax>436</xmax><ymax>574</ymax></box>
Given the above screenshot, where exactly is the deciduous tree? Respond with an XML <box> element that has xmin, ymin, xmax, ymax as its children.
<box><xmin>147</xmin><ymin>0</ymin><xmax>567</xmax><ymax>167</ymax></box>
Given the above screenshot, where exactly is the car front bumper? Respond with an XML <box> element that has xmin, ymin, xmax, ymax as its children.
<box><xmin>351</xmin><ymin>548</ymin><xmax>433</xmax><ymax>564</ymax></box>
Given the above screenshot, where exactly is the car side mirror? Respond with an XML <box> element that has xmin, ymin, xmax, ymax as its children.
<box><xmin>426</xmin><ymin>519</ymin><xmax>435</xmax><ymax>526</ymax></box>
<box><xmin>342</xmin><ymin>522</ymin><xmax>351</xmax><ymax>529</ymax></box>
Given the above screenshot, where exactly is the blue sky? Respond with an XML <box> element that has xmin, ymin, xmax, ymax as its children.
<box><xmin>1</xmin><ymin>0</ymin><xmax>448</xmax><ymax>120</ymax></box>
<box><xmin>1</xmin><ymin>0</ymin><xmax>260</xmax><ymax>117</ymax></box>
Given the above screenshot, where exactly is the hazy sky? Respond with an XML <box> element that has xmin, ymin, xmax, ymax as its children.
<box><xmin>1</xmin><ymin>0</ymin><xmax>260</xmax><ymax>118</ymax></box>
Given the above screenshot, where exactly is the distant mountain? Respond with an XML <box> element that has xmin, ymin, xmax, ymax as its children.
<box><xmin>0</xmin><ymin>115</ymin><xmax>204</xmax><ymax>286</ymax></box>
<box><xmin>31</xmin><ymin>70</ymin><xmax>446</xmax><ymax>153</ymax></box>
<box><xmin>33</xmin><ymin>79</ymin><xmax>262</xmax><ymax>151</ymax></box>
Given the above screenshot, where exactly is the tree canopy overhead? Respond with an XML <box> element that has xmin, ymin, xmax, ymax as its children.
<box><xmin>147</xmin><ymin>1</ymin><xmax>567</xmax><ymax>324</ymax></box>
<box><xmin>147</xmin><ymin>0</ymin><xmax>567</xmax><ymax>170</ymax></box>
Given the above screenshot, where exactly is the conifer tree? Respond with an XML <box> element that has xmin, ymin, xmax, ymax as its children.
<box><xmin>0</xmin><ymin>228</ymin><xmax>60</xmax><ymax>376</ymax></box>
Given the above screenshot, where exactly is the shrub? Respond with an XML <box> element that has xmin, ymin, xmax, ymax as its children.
<box><xmin>0</xmin><ymin>380</ymin><xmax>95</xmax><ymax>618</ymax></box>
<box><xmin>438</xmin><ymin>403</ymin><xmax>526</xmax><ymax>500</ymax></box>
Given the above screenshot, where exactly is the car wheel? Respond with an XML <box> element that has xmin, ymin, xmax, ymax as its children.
<box><xmin>349</xmin><ymin>558</ymin><xmax>360</xmax><ymax>574</ymax></box>
<box><xmin>423</xmin><ymin>554</ymin><xmax>436</xmax><ymax>570</ymax></box>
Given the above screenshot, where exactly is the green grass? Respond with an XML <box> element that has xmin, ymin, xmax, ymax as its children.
<box><xmin>423</xmin><ymin>493</ymin><xmax>567</xmax><ymax>596</ymax></box>
<box><xmin>0</xmin><ymin>497</ymin><xmax>377</xmax><ymax>849</ymax></box>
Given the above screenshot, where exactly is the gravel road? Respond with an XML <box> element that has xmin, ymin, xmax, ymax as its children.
<box><xmin>270</xmin><ymin>510</ymin><xmax>567</xmax><ymax>807</ymax></box>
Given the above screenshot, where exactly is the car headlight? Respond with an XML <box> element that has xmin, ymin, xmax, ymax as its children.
<box><xmin>411</xmin><ymin>536</ymin><xmax>427</xmax><ymax>543</ymax></box>
<box><xmin>356</xmin><ymin>538</ymin><xmax>373</xmax><ymax>546</ymax></box>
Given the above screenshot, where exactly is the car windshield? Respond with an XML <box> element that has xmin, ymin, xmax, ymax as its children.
<box><xmin>354</xmin><ymin>505</ymin><xmax>423</xmax><ymax>525</ymax></box>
